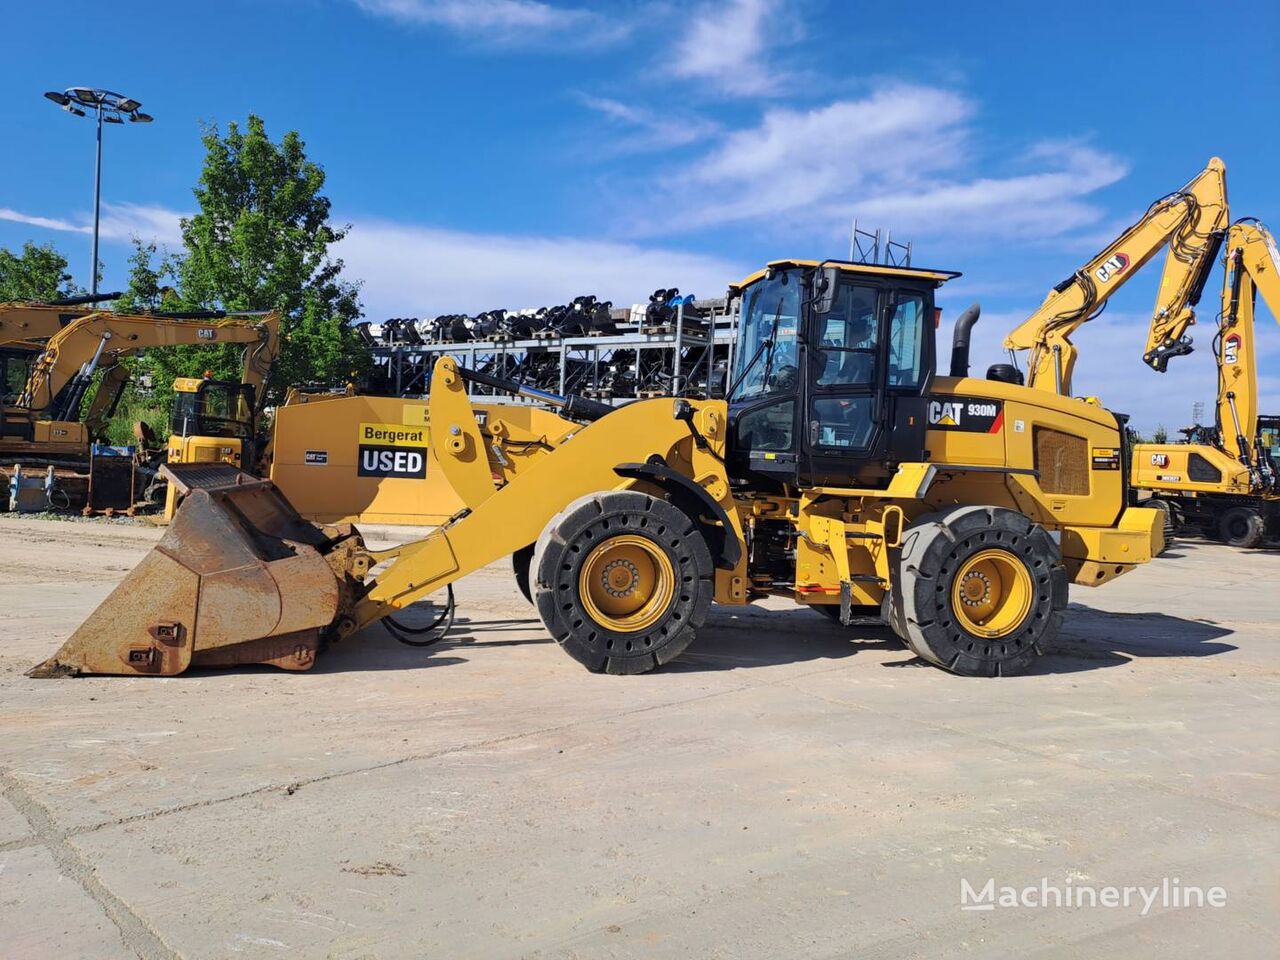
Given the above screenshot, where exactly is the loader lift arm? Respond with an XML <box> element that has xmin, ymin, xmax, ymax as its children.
<box><xmin>1004</xmin><ymin>158</ymin><xmax>1229</xmax><ymax>394</ymax></box>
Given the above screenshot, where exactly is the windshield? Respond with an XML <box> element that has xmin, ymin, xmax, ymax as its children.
<box><xmin>730</xmin><ymin>270</ymin><xmax>800</xmax><ymax>401</ymax></box>
<box><xmin>171</xmin><ymin>383</ymin><xmax>254</xmax><ymax>438</ymax></box>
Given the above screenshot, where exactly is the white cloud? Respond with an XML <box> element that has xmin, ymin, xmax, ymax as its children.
<box><xmin>576</xmin><ymin>94</ymin><xmax>721</xmax><ymax>153</ymax></box>
<box><xmin>352</xmin><ymin>0</ymin><xmax>627</xmax><ymax>46</ymax></box>
<box><xmin>640</xmin><ymin>84</ymin><xmax>1127</xmax><ymax>245</ymax></box>
<box><xmin>337</xmin><ymin>218</ymin><xmax>747</xmax><ymax>317</ymax></box>
<box><xmin>0</xmin><ymin>202</ymin><xmax>185</xmax><ymax>246</ymax></box>
<box><xmin>672</xmin><ymin>0</ymin><xmax>793</xmax><ymax>97</ymax></box>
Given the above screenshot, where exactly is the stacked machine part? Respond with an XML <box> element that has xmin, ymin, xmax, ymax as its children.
<box><xmin>356</xmin><ymin>289</ymin><xmax>734</xmax><ymax>405</ymax></box>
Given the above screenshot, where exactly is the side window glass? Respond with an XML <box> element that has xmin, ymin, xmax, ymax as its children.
<box><xmin>812</xmin><ymin>397</ymin><xmax>875</xmax><ymax>449</ymax></box>
<box><xmin>887</xmin><ymin>294</ymin><xmax>926</xmax><ymax>388</ymax></box>
<box><xmin>737</xmin><ymin>399</ymin><xmax>794</xmax><ymax>452</ymax></box>
<box><xmin>815</xmin><ymin>285</ymin><xmax>878</xmax><ymax>387</ymax></box>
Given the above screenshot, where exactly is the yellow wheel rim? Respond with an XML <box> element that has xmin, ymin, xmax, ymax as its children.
<box><xmin>579</xmin><ymin>534</ymin><xmax>675</xmax><ymax>633</ymax></box>
<box><xmin>951</xmin><ymin>549</ymin><xmax>1033</xmax><ymax>638</ymax></box>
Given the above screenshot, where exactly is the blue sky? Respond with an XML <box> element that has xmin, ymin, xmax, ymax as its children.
<box><xmin>1</xmin><ymin>0</ymin><xmax>1276</xmax><ymax>431</ymax></box>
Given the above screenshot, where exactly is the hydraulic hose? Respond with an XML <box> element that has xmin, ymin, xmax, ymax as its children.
<box><xmin>382</xmin><ymin>585</ymin><xmax>456</xmax><ymax>647</ymax></box>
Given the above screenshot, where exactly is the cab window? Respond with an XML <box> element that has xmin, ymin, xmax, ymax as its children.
<box><xmin>815</xmin><ymin>284</ymin><xmax>878</xmax><ymax>387</ymax></box>
<box><xmin>886</xmin><ymin>293</ymin><xmax>926</xmax><ymax>388</ymax></box>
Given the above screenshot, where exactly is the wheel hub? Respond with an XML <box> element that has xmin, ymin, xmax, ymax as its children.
<box><xmin>578</xmin><ymin>534</ymin><xmax>676</xmax><ymax>633</ymax></box>
<box><xmin>602</xmin><ymin>559</ymin><xmax>641</xmax><ymax>598</ymax></box>
<box><xmin>950</xmin><ymin>548</ymin><xmax>1033</xmax><ymax>639</ymax></box>
<box><xmin>960</xmin><ymin>571</ymin><xmax>992</xmax><ymax>605</ymax></box>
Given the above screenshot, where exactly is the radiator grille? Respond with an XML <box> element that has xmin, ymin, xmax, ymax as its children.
<box><xmin>1034</xmin><ymin>427</ymin><xmax>1089</xmax><ymax>495</ymax></box>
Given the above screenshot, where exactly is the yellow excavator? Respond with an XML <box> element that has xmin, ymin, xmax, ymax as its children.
<box><xmin>1132</xmin><ymin>220</ymin><xmax>1280</xmax><ymax>546</ymax></box>
<box><xmin>31</xmin><ymin>259</ymin><xmax>1160</xmax><ymax>680</ymax></box>
<box><xmin>1</xmin><ymin>309</ymin><xmax>278</xmax><ymax>461</ymax></box>
<box><xmin>0</xmin><ymin>294</ymin><xmax>123</xmax><ymax>408</ymax></box>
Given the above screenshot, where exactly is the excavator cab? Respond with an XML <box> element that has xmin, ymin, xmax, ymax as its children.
<box><xmin>162</xmin><ymin>377</ymin><xmax>262</xmax><ymax>519</ymax></box>
<box><xmin>167</xmin><ymin>376</ymin><xmax>258</xmax><ymax>465</ymax></box>
<box><xmin>169</xmin><ymin>376</ymin><xmax>257</xmax><ymax>444</ymax></box>
<box><xmin>727</xmin><ymin>260</ymin><xmax>957</xmax><ymax>488</ymax></box>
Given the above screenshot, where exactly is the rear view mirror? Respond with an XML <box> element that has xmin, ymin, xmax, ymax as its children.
<box><xmin>813</xmin><ymin>266</ymin><xmax>840</xmax><ymax>314</ymax></box>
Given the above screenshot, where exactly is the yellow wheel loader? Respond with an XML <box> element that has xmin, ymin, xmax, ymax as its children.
<box><xmin>29</xmin><ymin>260</ymin><xmax>1161</xmax><ymax>680</ymax></box>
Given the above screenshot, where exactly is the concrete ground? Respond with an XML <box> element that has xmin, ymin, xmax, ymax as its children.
<box><xmin>0</xmin><ymin>515</ymin><xmax>1276</xmax><ymax>960</ymax></box>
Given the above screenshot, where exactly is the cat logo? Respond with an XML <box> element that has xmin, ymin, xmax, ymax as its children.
<box><xmin>1223</xmin><ymin>333</ymin><xmax>1241</xmax><ymax>365</ymax></box>
<box><xmin>1150</xmin><ymin>453</ymin><xmax>1169</xmax><ymax>467</ymax></box>
<box><xmin>196</xmin><ymin>327</ymin><xmax>217</xmax><ymax>340</ymax></box>
<box><xmin>1095</xmin><ymin>252</ymin><xmax>1131</xmax><ymax>283</ymax></box>
<box><xmin>929</xmin><ymin>400</ymin><xmax>963</xmax><ymax>426</ymax></box>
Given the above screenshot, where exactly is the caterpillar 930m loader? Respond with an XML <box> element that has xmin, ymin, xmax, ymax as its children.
<box><xmin>30</xmin><ymin>260</ymin><xmax>1161</xmax><ymax>680</ymax></box>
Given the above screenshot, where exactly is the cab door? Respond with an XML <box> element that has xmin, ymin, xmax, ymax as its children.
<box><xmin>800</xmin><ymin>281</ymin><xmax>932</xmax><ymax>486</ymax></box>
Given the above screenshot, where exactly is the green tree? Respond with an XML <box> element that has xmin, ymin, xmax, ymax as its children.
<box><xmin>176</xmin><ymin>114</ymin><xmax>364</xmax><ymax>395</ymax></box>
<box><xmin>0</xmin><ymin>242</ymin><xmax>78</xmax><ymax>301</ymax></box>
<box><xmin>1153</xmin><ymin>424</ymin><xmax>1168</xmax><ymax>444</ymax></box>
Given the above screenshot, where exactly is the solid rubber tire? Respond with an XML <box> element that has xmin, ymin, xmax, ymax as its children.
<box><xmin>891</xmin><ymin>505</ymin><xmax>1067</xmax><ymax>677</ymax></box>
<box><xmin>533</xmin><ymin>490</ymin><xmax>714</xmax><ymax>675</ymax></box>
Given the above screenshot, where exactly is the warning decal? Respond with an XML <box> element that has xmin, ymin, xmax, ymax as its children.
<box><xmin>1091</xmin><ymin>447</ymin><xmax>1120</xmax><ymax>471</ymax></box>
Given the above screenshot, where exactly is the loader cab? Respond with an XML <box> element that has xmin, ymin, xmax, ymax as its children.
<box><xmin>727</xmin><ymin>260</ymin><xmax>958</xmax><ymax>489</ymax></box>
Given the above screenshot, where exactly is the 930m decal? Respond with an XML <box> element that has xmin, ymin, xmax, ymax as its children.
<box><xmin>927</xmin><ymin>398</ymin><xmax>1004</xmax><ymax>433</ymax></box>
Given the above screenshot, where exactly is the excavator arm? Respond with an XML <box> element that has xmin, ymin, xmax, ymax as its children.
<box><xmin>1215</xmin><ymin>220</ymin><xmax>1280</xmax><ymax>470</ymax></box>
<box><xmin>16</xmin><ymin>311</ymin><xmax>280</xmax><ymax>421</ymax></box>
<box><xmin>1005</xmin><ymin>158</ymin><xmax>1229</xmax><ymax>394</ymax></box>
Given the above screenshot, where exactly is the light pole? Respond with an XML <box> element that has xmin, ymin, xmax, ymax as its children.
<box><xmin>43</xmin><ymin>88</ymin><xmax>153</xmax><ymax>298</ymax></box>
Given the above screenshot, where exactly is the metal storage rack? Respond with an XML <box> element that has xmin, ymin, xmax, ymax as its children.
<box><xmin>367</xmin><ymin>298</ymin><xmax>739</xmax><ymax>405</ymax></box>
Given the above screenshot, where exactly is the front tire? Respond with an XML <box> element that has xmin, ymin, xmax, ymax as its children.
<box><xmin>892</xmin><ymin>506</ymin><xmax>1067</xmax><ymax>677</ymax></box>
<box><xmin>534</xmin><ymin>491</ymin><xmax>714</xmax><ymax>675</ymax></box>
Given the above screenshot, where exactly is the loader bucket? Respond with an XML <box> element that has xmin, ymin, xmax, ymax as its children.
<box><xmin>28</xmin><ymin>465</ymin><xmax>366</xmax><ymax>678</ymax></box>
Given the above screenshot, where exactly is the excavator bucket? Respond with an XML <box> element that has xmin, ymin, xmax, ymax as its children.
<box><xmin>28</xmin><ymin>464</ymin><xmax>367</xmax><ymax>678</ymax></box>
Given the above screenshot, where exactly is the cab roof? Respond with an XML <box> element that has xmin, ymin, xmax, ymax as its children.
<box><xmin>731</xmin><ymin>259</ymin><xmax>961</xmax><ymax>291</ymax></box>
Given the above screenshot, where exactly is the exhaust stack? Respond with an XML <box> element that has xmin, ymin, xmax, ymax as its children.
<box><xmin>948</xmin><ymin>304</ymin><xmax>981</xmax><ymax>377</ymax></box>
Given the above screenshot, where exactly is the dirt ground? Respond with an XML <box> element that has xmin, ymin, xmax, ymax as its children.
<box><xmin>0</xmin><ymin>514</ymin><xmax>1277</xmax><ymax>959</ymax></box>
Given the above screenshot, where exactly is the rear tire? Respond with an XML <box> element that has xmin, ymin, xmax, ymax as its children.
<box><xmin>892</xmin><ymin>506</ymin><xmax>1067</xmax><ymax>677</ymax></box>
<box><xmin>1218</xmin><ymin>505</ymin><xmax>1265</xmax><ymax>548</ymax></box>
<box><xmin>534</xmin><ymin>491</ymin><xmax>714</xmax><ymax>674</ymax></box>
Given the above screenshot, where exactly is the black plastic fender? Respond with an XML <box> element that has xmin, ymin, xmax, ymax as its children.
<box><xmin>614</xmin><ymin>458</ymin><xmax>742</xmax><ymax>570</ymax></box>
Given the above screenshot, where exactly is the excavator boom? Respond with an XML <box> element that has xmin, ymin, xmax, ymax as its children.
<box><xmin>1215</xmin><ymin>220</ymin><xmax>1280</xmax><ymax>465</ymax></box>
<box><xmin>17</xmin><ymin>310</ymin><xmax>279</xmax><ymax>417</ymax></box>
<box><xmin>1005</xmin><ymin>158</ymin><xmax>1229</xmax><ymax>393</ymax></box>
